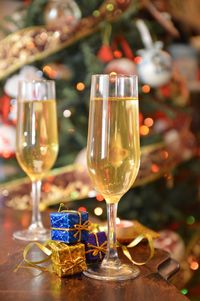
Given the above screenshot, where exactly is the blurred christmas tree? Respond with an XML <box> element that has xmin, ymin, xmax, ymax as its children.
<box><xmin>0</xmin><ymin>0</ymin><xmax>199</xmax><ymax>222</ymax></box>
<box><xmin>0</xmin><ymin>0</ymin><xmax>200</xmax><ymax>298</ymax></box>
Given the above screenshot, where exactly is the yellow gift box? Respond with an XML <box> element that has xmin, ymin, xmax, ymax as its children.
<box><xmin>48</xmin><ymin>241</ymin><xmax>87</xmax><ymax>277</ymax></box>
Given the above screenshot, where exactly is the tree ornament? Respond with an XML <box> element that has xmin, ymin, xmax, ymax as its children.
<box><xmin>104</xmin><ymin>58</ymin><xmax>137</xmax><ymax>75</ymax></box>
<box><xmin>0</xmin><ymin>124</ymin><xmax>16</xmax><ymax>158</ymax></box>
<box><xmin>97</xmin><ymin>23</ymin><xmax>113</xmax><ymax>63</ymax></box>
<box><xmin>4</xmin><ymin>65</ymin><xmax>43</xmax><ymax>98</ymax></box>
<box><xmin>44</xmin><ymin>0</ymin><xmax>81</xmax><ymax>27</ymax></box>
<box><xmin>136</xmin><ymin>20</ymin><xmax>172</xmax><ymax>87</ymax></box>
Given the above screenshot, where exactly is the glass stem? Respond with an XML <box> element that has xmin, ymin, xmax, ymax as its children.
<box><xmin>29</xmin><ymin>180</ymin><xmax>43</xmax><ymax>231</ymax></box>
<box><xmin>102</xmin><ymin>202</ymin><xmax>121</xmax><ymax>268</ymax></box>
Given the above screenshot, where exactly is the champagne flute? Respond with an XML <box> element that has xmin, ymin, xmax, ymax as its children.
<box><xmin>84</xmin><ymin>74</ymin><xmax>140</xmax><ymax>280</ymax></box>
<box><xmin>13</xmin><ymin>80</ymin><xmax>59</xmax><ymax>241</ymax></box>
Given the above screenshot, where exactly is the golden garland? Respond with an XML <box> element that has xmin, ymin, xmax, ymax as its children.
<box><xmin>0</xmin><ymin>0</ymin><xmax>132</xmax><ymax>80</ymax></box>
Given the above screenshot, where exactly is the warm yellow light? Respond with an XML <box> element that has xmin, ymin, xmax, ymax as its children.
<box><xmin>190</xmin><ymin>261</ymin><xmax>199</xmax><ymax>270</ymax></box>
<box><xmin>151</xmin><ymin>164</ymin><xmax>160</xmax><ymax>173</ymax></box>
<box><xmin>140</xmin><ymin>125</ymin><xmax>149</xmax><ymax>136</ymax></box>
<box><xmin>94</xmin><ymin>207</ymin><xmax>103</xmax><ymax>216</ymax></box>
<box><xmin>76</xmin><ymin>82</ymin><xmax>85</xmax><ymax>91</ymax></box>
<box><xmin>63</xmin><ymin>109</ymin><xmax>72</xmax><ymax>118</ymax></box>
<box><xmin>142</xmin><ymin>85</ymin><xmax>151</xmax><ymax>93</ymax></box>
<box><xmin>144</xmin><ymin>117</ymin><xmax>154</xmax><ymax>127</ymax></box>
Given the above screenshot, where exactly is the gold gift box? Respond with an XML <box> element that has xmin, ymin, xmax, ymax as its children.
<box><xmin>48</xmin><ymin>241</ymin><xmax>87</xmax><ymax>277</ymax></box>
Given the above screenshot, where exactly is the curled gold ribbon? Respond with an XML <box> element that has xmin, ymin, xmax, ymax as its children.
<box><xmin>14</xmin><ymin>241</ymin><xmax>52</xmax><ymax>273</ymax></box>
<box><xmin>15</xmin><ymin>240</ymin><xmax>85</xmax><ymax>276</ymax></box>
<box><xmin>118</xmin><ymin>234</ymin><xmax>154</xmax><ymax>266</ymax></box>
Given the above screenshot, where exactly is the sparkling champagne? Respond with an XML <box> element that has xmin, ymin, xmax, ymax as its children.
<box><xmin>87</xmin><ymin>97</ymin><xmax>140</xmax><ymax>204</ymax></box>
<box><xmin>16</xmin><ymin>99</ymin><xmax>58</xmax><ymax>181</ymax></box>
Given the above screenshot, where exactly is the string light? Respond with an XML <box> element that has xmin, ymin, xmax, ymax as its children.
<box><xmin>76</xmin><ymin>82</ymin><xmax>85</xmax><ymax>91</ymax></box>
<box><xmin>134</xmin><ymin>56</ymin><xmax>142</xmax><ymax>64</ymax></box>
<box><xmin>151</xmin><ymin>164</ymin><xmax>159</xmax><ymax>173</ymax></box>
<box><xmin>190</xmin><ymin>261</ymin><xmax>199</xmax><ymax>270</ymax></box>
<box><xmin>78</xmin><ymin>206</ymin><xmax>87</xmax><ymax>212</ymax></box>
<box><xmin>96</xmin><ymin>194</ymin><xmax>104</xmax><ymax>201</ymax></box>
<box><xmin>94</xmin><ymin>207</ymin><xmax>103</xmax><ymax>216</ymax></box>
<box><xmin>181</xmin><ymin>288</ymin><xmax>188</xmax><ymax>295</ymax></box>
<box><xmin>93</xmin><ymin>10</ymin><xmax>100</xmax><ymax>17</ymax></box>
<box><xmin>142</xmin><ymin>85</ymin><xmax>151</xmax><ymax>93</ymax></box>
<box><xmin>140</xmin><ymin>125</ymin><xmax>149</xmax><ymax>136</ymax></box>
<box><xmin>43</xmin><ymin>65</ymin><xmax>57</xmax><ymax>78</ymax></box>
<box><xmin>106</xmin><ymin>3</ymin><xmax>114</xmax><ymax>11</ymax></box>
<box><xmin>63</xmin><ymin>109</ymin><xmax>72</xmax><ymax>118</ymax></box>
<box><xmin>144</xmin><ymin>117</ymin><xmax>154</xmax><ymax>127</ymax></box>
<box><xmin>113</xmin><ymin>50</ymin><xmax>122</xmax><ymax>58</ymax></box>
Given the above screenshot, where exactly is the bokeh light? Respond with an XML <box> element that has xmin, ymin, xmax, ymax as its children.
<box><xmin>94</xmin><ymin>207</ymin><xmax>103</xmax><ymax>216</ymax></box>
<box><xmin>76</xmin><ymin>82</ymin><xmax>85</xmax><ymax>91</ymax></box>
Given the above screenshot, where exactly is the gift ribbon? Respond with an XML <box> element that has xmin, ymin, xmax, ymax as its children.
<box><xmin>14</xmin><ymin>240</ymin><xmax>52</xmax><ymax>273</ymax></box>
<box><xmin>15</xmin><ymin>240</ymin><xmax>85</xmax><ymax>275</ymax></box>
<box><xmin>51</xmin><ymin>203</ymin><xmax>90</xmax><ymax>241</ymax></box>
<box><xmin>85</xmin><ymin>233</ymin><xmax>107</xmax><ymax>259</ymax></box>
<box><xmin>53</xmin><ymin>257</ymin><xmax>85</xmax><ymax>274</ymax></box>
<box><xmin>118</xmin><ymin>233</ymin><xmax>154</xmax><ymax>266</ymax></box>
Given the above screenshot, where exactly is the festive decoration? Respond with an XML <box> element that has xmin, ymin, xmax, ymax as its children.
<box><xmin>116</xmin><ymin>220</ymin><xmax>160</xmax><ymax>244</ymax></box>
<box><xmin>49</xmin><ymin>240</ymin><xmax>87</xmax><ymax>277</ymax></box>
<box><xmin>154</xmin><ymin>230</ymin><xmax>185</xmax><ymax>262</ymax></box>
<box><xmin>0</xmin><ymin>124</ymin><xmax>16</xmax><ymax>158</ymax></box>
<box><xmin>104</xmin><ymin>58</ymin><xmax>137</xmax><ymax>75</ymax></box>
<box><xmin>0</xmin><ymin>0</ymin><xmax>131</xmax><ymax>80</ymax></box>
<box><xmin>0</xmin><ymin>94</ymin><xmax>12</xmax><ymax>124</ymax></box>
<box><xmin>44</xmin><ymin>0</ymin><xmax>81</xmax><ymax>27</ymax></box>
<box><xmin>85</xmin><ymin>232</ymin><xmax>107</xmax><ymax>262</ymax></box>
<box><xmin>43</xmin><ymin>63</ymin><xmax>72</xmax><ymax>80</ymax></box>
<box><xmin>50</xmin><ymin>207</ymin><xmax>90</xmax><ymax>243</ymax></box>
<box><xmin>136</xmin><ymin>19</ymin><xmax>172</xmax><ymax>87</ymax></box>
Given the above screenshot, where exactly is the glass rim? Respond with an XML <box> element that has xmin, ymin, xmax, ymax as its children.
<box><xmin>91</xmin><ymin>74</ymin><xmax>138</xmax><ymax>79</ymax></box>
<box><xmin>18</xmin><ymin>79</ymin><xmax>55</xmax><ymax>84</ymax></box>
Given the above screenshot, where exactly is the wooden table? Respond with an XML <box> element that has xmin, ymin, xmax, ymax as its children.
<box><xmin>0</xmin><ymin>207</ymin><xmax>189</xmax><ymax>301</ymax></box>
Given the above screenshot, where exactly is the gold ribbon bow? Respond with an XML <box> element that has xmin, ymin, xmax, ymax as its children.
<box><xmin>51</xmin><ymin>203</ymin><xmax>90</xmax><ymax>241</ymax></box>
<box><xmin>59</xmin><ymin>257</ymin><xmax>85</xmax><ymax>274</ymax></box>
<box><xmin>86</xmin><ymin>241</ymin><xmax>107</xmax><ymax>258</ymax></box>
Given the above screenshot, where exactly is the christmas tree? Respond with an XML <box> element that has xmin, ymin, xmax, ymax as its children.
<box><xmin>0</xmin><ymin>0</ymin><xmax>199</xmax><ymax>297</ymax></box>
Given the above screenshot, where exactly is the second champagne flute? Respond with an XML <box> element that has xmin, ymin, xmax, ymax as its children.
<box><xmin>13</xmin><ymin>80</ymin><xmax>59</xmax><ymax>241</ymax></box>
<box><xmin>85</xmin><ymin>74</ymin><xmax>140</xmax><ymax>280</ymax></box>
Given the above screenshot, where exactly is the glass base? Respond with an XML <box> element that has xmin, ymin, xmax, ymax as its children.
<box><xmin>13</xmin><ymin>228</ymin><xmax>50</xmax><ymax>242</ymax></box>
<box><xmin>83</xmin><ymin>263</ymin><xmax>140</xmax><ymax>281</ymax></box>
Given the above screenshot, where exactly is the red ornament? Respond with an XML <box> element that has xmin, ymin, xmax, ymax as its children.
<box><xmin>97</xmin><ymin>44</ymin><xmax>114</xmax><ymax>63</ymax></box>
<box><xmin>116</xmin><ymin>0</ymin><xmax>131</xmax><ymax>10</ymax></box>
<box><xmin>0</xmin><ymin>94</ymin><xmax>11</xmax><ymax>124</ymax></box>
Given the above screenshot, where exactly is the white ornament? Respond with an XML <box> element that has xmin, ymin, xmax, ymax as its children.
<box><xmin>0</xmin><ymin>124</ymin><xmax>16</xmax><ymax>155</ymax></box>
<box><xmin>4</xmin><ymin>66</ymin><xmax>43</xmax><ymax>98</ymax></box>
<box><xmin>136</xmin><ymin>20</ymin><xmax>172</xmax><ymax>87</ymax></box>
<box><xmin>137</xmin><ymin>44</ymin><xmax>172</xmax><ymax>87</ymax></box>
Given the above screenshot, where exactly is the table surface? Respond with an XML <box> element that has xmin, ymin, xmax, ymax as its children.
<box><xmin>0</xmin><ymin>207</ymin><xmax>189</xmax><ymax>301</ymax></box>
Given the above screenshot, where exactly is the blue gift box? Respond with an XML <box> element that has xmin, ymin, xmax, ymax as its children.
<box><xmin>85</xmin><ymin>232</ymin><xmax>107</xmax><ymax>262</ymax></box>
<box><xmin>50</xmin><ymin>210</ymin><xmax>89</xmax><ymax>244</ymax></box>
